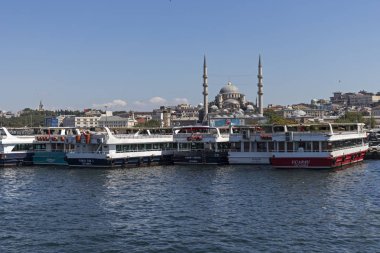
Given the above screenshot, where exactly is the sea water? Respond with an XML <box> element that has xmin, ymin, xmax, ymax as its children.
<box><xmin>0</xmin><ymin>162</ymin><xmax>379</xmax><ymax>252</ymax></box>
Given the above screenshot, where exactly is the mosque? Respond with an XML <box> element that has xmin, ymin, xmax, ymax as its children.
<box><xmin>200</xmin><ymin>56</ymin><xmax>264</xmax><ymax>122</ymax></box>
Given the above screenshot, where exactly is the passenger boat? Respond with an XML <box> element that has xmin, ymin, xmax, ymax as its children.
<box><xmin>0</xmin><ymin>127</ymin><xmax>35</xmax><ymax>166</ymax></box>
<box><xmin>33</xmin><ymin>127</ymin><xmax>80</xmax><ymax>165</ymax></box>
<box><xmin>229</xmin><ymin>123</ymin><xmax>368</xmax><ymax>169</ymax></box>
<box><xmin>172</xmin><ymin>126</ymin><xmax>231</xmax><ymax>164</ymax></box>
<box><xmin>228</xmin><ymin>125</ymin><xmax>274</xmax><ymax>165</ymax></box>
<box><xmin>65</xmin><ymin>127</ymin><xmax>174</xmax><ymax>168</ymax></box>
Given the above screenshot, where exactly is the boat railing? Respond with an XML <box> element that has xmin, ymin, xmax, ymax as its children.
<box><xmin>34</xmin><ymin>149</ymin><xmax>69</xmax><ymax>152</ymax></box>
<box><xmin>113</xmin><ymin>134</ymin><xmax>172</xmax><ymax>139</ymax></box>
<box><xmin>68</xmin><ymin>151</ymin><xmax>109</xmax><ymax>154</ymax></box>
<box><xmin>174</xmin><ymin>133</ymin><xmax>219</xmax><ymax>139</ymax></box>
<box><xmin>116</xmin><ymin>148</ymin><xmax>175</xmax><ymax>153</ymax></box>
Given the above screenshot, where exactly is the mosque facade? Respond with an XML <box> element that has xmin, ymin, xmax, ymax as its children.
<box><xmin>200</xmin><ymin>56</ymin><xmax>264</xmax><ymax>122</ymax></box>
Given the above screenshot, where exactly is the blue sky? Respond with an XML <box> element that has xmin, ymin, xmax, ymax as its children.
<box><xmin>1</xmin><ymin>0</ymin><xmax>380</xmax><ymax>112</ymax></box>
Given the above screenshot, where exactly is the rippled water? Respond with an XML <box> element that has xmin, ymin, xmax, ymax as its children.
<box><xmin>1</xmin><ymin>161</ymin><xmax>380</xmax><ymax>252</ymax></box>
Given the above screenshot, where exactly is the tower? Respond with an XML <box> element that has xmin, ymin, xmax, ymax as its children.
<box><xmin>202</xmin><ymin>55</ymin><xmax>209</xmax><ymax>120</ymax></box>
<box><xmin>257</xmin><ymin>55</ymin><xmax>264</xmax><ymax>116</ymax></box>
<box><xmin>39</xmin><ymin>100</ymin><xmax>44</xmax><ymax>111</ymax></box>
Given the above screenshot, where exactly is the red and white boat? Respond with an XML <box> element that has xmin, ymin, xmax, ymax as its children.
<box><xmin>229</xmin><ymin>123</ymin><xmax>368</xmax><ymax>169</ymax></box>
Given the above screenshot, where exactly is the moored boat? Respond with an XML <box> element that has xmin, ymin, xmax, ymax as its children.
<box><xmin>228</xmin><ymin>123</ymin><xmax>368</xmax><ymax>169</ymax></box>
<box><xmin>0</xmin><ymin>127</ymin><xmax>35</xmax><ymax>167</ymax></box>
<box><xmin>172</xmin><ymin>126</ymin><xmax>231</xmax><ymax>165</ymax></box>
<box><xmin>33</xmin><ymin>127</ymin><xmax>80</xmax><ymax>165</ymax></box>
<box><xmin>65</xmin><ymin>127</ymin><xmax>174</xmax><ymax>168</ymax></box>
<box><xmin>270</xmin><ymin>123</ymin><xmax>368</xmax><ymax>169</ymax></box>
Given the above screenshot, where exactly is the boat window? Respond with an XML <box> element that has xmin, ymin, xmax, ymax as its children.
<box><xmin>243</xmin><ymin>142</ymin><xmax>250</xmax><ymax>152</ymax></box>
<box><xmin>321</xmin><ymin>142</ymin><xmax>329</xmax><ymax>151</ymax></box>
<box><xmin>191</xmin><ymin>142</ymin><xmax>204</xmax><ymax>150</ymax></box>
<box><xmin>273</xmin><ymin>126</ymin><xmax>285</xmax><ymax>133</ymax></box>
<box><xmin>33</xmin><ymin>144</ymin><xmax>46</xmax><ymax>151</ymax></box>
<box><xmin>257</xmin><ymin>142</ymin><xmax>267</xmax><ymax>152</ymax></box>
<box><xmin>268</xmin><ymin>142</ymin><xmax>275</xmax><ymax>152</ymax></box>
<box><xmin>178</xmin><ymin>143</ymin><xmax>186</xmax><ymax>150</ymax></box>
<box><xmin>312</xmin><ymin>141</ymin><xmax>320</xmax><ymax>152</ymax></box>
<box><xmin>286</xmin><ymin>142</ymin><xmax>293</xmax><ymax>152</ymax></box>
<box><xmin>12</xmin><ymin>144</ymin><xmax>33</xmax><ymax>151</ymax></box>
<box><xmin>230</xmin><ymin>142</ymin><xmax>241</xmax><ymax>152</ymax></box>
<box><xmin>278</xmin><ymin>142</ymin><xmax>285</xmax><ymax>152</ymax></box>
<box><xmin>305</xmin><ymin>142</ymin><xmax>312</xmax><ymax>152</ymax></box>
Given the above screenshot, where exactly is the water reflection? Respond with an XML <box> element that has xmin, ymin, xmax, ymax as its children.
<box><xmin>0</xmin><ymin>162</ymin><xmax>379</xmax><ymax>252</ymax></box>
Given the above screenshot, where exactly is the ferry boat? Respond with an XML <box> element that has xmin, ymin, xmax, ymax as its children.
<box><xmin>65</xmin><ymin>127</ymin><xmax>174</xmax><ymax>168</ymax></box>
<box><xmin>228</xmin><ymin>125</ymin><xmax>274</xmax><ymax>165</ymax></box>
<box><xmin>229</xmin><ymin>123</ymin><xmax>368</xmax><ymax>169</ymax></box>
<box><xmin>0</xmin><ymin>127</ymin><xmax>35</xmax><ymax>166</ymax></box>
<box><xmin>33</xmin><ymin>127</ymin><xmax>80</xmax><ymax>165</ymax></box>
<box><xmin>172</xmin><ymin>126</ymin><xmax>231</xmax><ymax>164</ymax></box>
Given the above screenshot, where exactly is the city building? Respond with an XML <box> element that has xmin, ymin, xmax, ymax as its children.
<box><xmin>98</xmin><ymin>115</ymin><xmax>136</xmax><ymax>128</ymax></box>
<box><xmin>63</xmin><ymin>116</ymin><xmax>100</xmax><ymax>128</ymax></box>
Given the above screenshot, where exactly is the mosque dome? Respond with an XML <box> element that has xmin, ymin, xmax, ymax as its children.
<box><xmin>223</xmin><ymin>99</ymin><xmax>240</xmax><ymax>105</ymax></box>
<box><xmin>246</xmin><ymin>104</ymin><xmax>254</xmax><ymax>111</ymax></box>
<box><xmin>219</xmin><ymin>81</ymin><xmax>239</xmax><ymax>94</ymax></box>
<box><xmin>293</xmin><ymin>110</ymin><xmax>306</xmax><ymax>117</ymax></box>
<box><xmin>210</xmin><ymin>105</ymin><xmax>219</xmax><ymax>111</ymax></box>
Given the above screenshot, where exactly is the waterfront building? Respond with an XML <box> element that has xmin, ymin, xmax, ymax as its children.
<box><xmin>44</xmin><ymin>116</ymin><xmax>66</xmax><ymax>127</ymax></box>
<box><xmin>63</xmin><ymin>116</ymin><xmax>100</xmax><ymax>128</ymax></box>
<box><xmin>98</xmin><ymin>115</ymin><xmax>136</xmax><ymax>128</ymax></box>
<box><xmin>331</xmin><ymin>90</ymin><xmax>380</xmax><ymax>107</ymax></box>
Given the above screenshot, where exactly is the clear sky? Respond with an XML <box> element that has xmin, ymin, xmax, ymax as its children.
<box><xmin>1</xmin><ymin>0</ymin><xmax>380</xmax><ymax>112</ymax></box>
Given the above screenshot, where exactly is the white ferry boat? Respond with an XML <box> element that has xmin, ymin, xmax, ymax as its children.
<box><xmin>172</xmin><ymin>126</ymin><xmax>231</xmax><ymax>164</ymax></box>
<box><xmin>228</xmin><ymin>125</ymin><xmax>274</xmax><ymax>165</ymax></box>
<box><xmin>65</xmin><ymin>127</ymin><xmax>174</xmax><ymax>168</ymax></box>
<box><xmin>229</xmin><ymin>123</ymin><xmax>368</xmax><ymax>169</ymax></box>
<box><xmin>0</xmin><ymin>127</ymin><xmax>35</xmax><ymax>166</ymax></box>
<box><xmin>33</xmin><ymin>127</ymin><xmax>80</xmax><ymax>165</ymax></box>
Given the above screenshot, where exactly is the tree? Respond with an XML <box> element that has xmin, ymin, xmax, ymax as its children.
<box><xmin>365</xmin><ymin>115</ymin><xmax>376</xmax><ymax>129</ymax></box>
<box><xmin>335</xmin><ymin>112</ymin><xmax>365</xmax><ymax>123</ymax></box>
<box><xmin>134</xmin><ymin>120</ymin><xmax>161</xmax><ymax>128</ymax></box>
<box><xmin>264</xmin><ymin>109</ymin><xmax>297</xmax><ymax>125</ymax></box>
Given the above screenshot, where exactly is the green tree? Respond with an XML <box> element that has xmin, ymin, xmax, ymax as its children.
<box><xmin>335</xmin><ymin>112</ymin><xmax>364</xmax><ymax>123</ymax></box>
<box><xmin>365</xmin><ymin>115</ymin><xmax>376</xmax><ymax>129</ymax></box>
<box><xmin>134</xmin><ymin>120</ymin><xmax>161</xmax><ymax>128</ymax></box>
<box><xmin>264</xmin><ymin>109</ymin><xmax>297</xmax><ymax>125</ymax></box>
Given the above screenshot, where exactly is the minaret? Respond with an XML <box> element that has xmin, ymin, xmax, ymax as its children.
<box><xmin>202</xmin><ymin>55</ymin><xmax>209</xmax><ymax>120</ymax></box>
<box><xmin>39</xmin><ymin>100</ymin><xmax>44</xmax><ymax>111</ymax></box>
<box><xmin>257</xmin><ymin>55</ymin><xmax>264</xmax><ymax>116</ymax></box>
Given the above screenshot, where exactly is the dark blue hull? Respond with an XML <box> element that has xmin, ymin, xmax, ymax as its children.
<box><xmin>173</xmin><ymin>151</ymin><xmax>229</xmax><ymax>165</ymax></box>
<box><xmin>0</xmin><ymin>152</ymin><xmax>34</xmax><ymax>167</ymax></box>
<box><xmin>66</xmin><ymin>155</ymin><xmax>173</xmax><ymax>168</ymax></box>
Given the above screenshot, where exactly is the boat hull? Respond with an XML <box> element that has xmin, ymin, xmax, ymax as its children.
<box><xmin>33</xmin><ymin>151</ymin><xmax>68</xmax><ymax>166</ymax></box>
<box><xmin>0</xmin><ymin>152</ymin><xmax>34</xmax><ymax>167</ymax></box>
<box><xmin>172</xmin><ymin>151</ymin><xmax>229</xmax><ymax>165</ymax></box>
<box><xmin>228</xmin><ymin>152</ymin><xmax>271</xmax><ymax>165</ymax></box>
<box><xmin>66</xmin><ymin>155</ymin><xmax>173</xmax><ymax>168</ymax></box>
<box><xmin>271</xmin><ymin>151</ymin><xmax>367</xmax><ymax>169</ymax></box>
